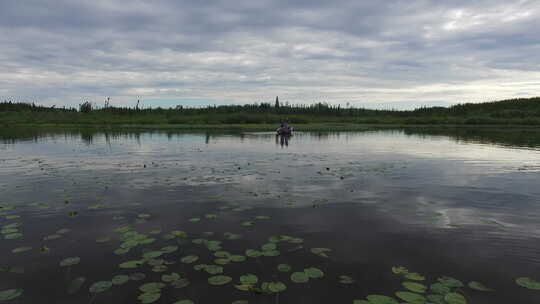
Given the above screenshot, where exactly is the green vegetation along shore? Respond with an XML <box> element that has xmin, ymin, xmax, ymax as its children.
<box><xmin>1</xmin><ymin>97</ymin><xmax>540</xmax><ymax>128</ymax></box>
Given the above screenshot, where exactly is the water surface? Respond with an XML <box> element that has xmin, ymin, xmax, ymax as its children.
<box><xmin>1</xmin><ymin>128</ymin><xmax>540</xmax><ymax>304</ymax></box>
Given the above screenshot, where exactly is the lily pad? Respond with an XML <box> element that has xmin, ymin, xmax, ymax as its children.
<box><xmin>139</xmin><ymin>282</ymin><xmax>166</xmax><ymax>293</ymax></box>
<box><xmin>60</xmin><ymin>257</ymin><xmax>80</xmax><ymax>267</ymax></box>
<box><xmin>44</xmin><ymin>234</ymin><xmax>61</xmax><ymax>241</ymax></box>
<box><xmin>277</xmin><ymin>264</ymin><xmax>291</xmax><ymax>272</ymax></box>
<box><xmin>162</xmin><ymin>273</ymin><xmax>181</xmax><ymax>283</ymax></box>
<box><xmin>241</xmin><ymin>221</ymin><xmax>254</xmax><ymax>227</ymax></box>
<box><xmin>430</xmin><ymin>283</ymin><xmax>451</xmax><ymax>294</ymax></box>
<box><xmin>366</xmin><ymin>295</ymin><xmax>399</xmax><ymax>304</ymax></box>
<box><xmin>0</xmin><ymin>289</ymin><xmax>23</xmax><ymax>301</ymax></box>
<box><xmin>5</xmin><ymin>233</ymin><xmax>23</xmax><ymax>240</ymax></box>
<box><xmin>395</xmin><ymin>291</ymin><xmax>425</xmax><ymax>303</ymax></box>
<box><xmin>130</xmin><ymin>273</ymin><xmax>147</xmax><ymax>281</ymax></box>
<box><xmin>138</xmin><ymin>292</ymin><xmax>161</xmax><ymax>304</ymax></box>
<box><xmin>112</xmin><ymin>275</ymin><xmax>130</xmax><ymax>285</ymax></box>
<box><xmin>245</xmin><ymin>249</ymin><xmax>262</xmax><ymax>258</ymax></box>
<box><xmin>291</xmin><ymin>272</ymin><xmax>309</xmax><ymax>283</ymax></box>
<box><xmin>230</xmin><ymin>255</ymin><xmax>246</xmax><ymax>262</ymax></box>
<box><xmin>261</xmin><ymin>243</ymin><xmax>277</xmax><ymax>251</ymax></box>
<box><xmin>143</xmin><ymin>251</ymin><xmax>163</xmax><ymax>259</ymax></box>
<box><xmin>189</xmin><ymin>218</ymin><xmax>201</xmax><ymax>222</ymax></box>
<box><xmin>12</xmin><ymin>247</ymin><xmax>32</xmax><ymax>254</ymax></box>
<box><xmin>515</xmin><ymin>277</ymin><xmax>540</xmax><ymax>290</ymax></box>
<box><xmin>310</xmin><ymin>248</ymin><xmax>331</xmax><ymax>258</ymax></box>
<box><xmin>96</xmin><ymin>237</ymin><xmax>110</xmax><ymax>243</ymax></box>
<box><xmin>468</xmin><ymin>281</ymin><xmax>493</xmax><ymax>291</ymax></box>
<box><xmin>402</xmin><ymin>281</ymin><xmax>427</xmax><ymax>293</ymax></box>
<box><xmin>438</xmin><ymin>277</ymin><xmax>464</xmax><ymax>288</ymax></box>
<box><xmin>181</xmin><ymin>255</ymin><xmax>199</xmax><ymax>264</ymax></box>
<box><xmin>204</xmin><ymin>265</ymin><xmax>224</xmax><ymax>274</ymax></box>
<box><xmin>304</xmin><ymin>267</ymin><xmax>324</xmax><ymax>279</ymax></box>
<box><xmin>240</xmin><ymin>274</ymin><xmax>258</xmax><ymax>285</ymax></box>
<box><xmin>339</xmin><ymin>275</ymin><xmax>355</xmax><ymax>284</ymax></box>
<box><xmin>161</xmin><ymin>246</ymin><xmax>178</xmax><ymax>253</ymax></box>
<box><xmin>392</xmin><ymin>266</ymin><xmax>408</xmax><ymax>275</ymax></box>
<box><xmin>444</xmin><ymin>293</ymin><xmax>467</xmax><ymax>304</ymax></box>
<box><xmin>173</xmin><ymin>300</ymin><xmax>194</xmax><ymax>304</ymax></box>
<box><xmin>119</xmin><ymin>260</ymin><xmax>144</xmax><ymax>269</ymax></box>
<box><xmin>404</xmin><ymin>272</ymin><xmax>425</xmax><ymax>281</ymax></box>
<box><xmin>171</xmin><ymin>278</ymin><xmax>190</xmax><ymax>289</ymax></box>
<box><xmin>208</xmin><ymin>275</ymin><xmax>232</xmax><ymax>286</ymax></box>
<box><xmin>268</xmin><ymin>282</ymin><xmax>287</xmax><ymax>293</ymax></box>
<box><xmin>89</xmin><ymin>281</ymin><xmax>113</xmax><ymax>293</ymax></box>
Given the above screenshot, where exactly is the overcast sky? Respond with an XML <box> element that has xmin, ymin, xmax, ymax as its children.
<box><xmin>1</xmin><ymin>0</ymin><xmax>539</xmax><ymax>109</ymax></box>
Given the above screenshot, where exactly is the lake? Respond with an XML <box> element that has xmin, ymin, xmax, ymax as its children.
<box><xmin>1</xmin><ymin>127</ymin><xmax>540</xmax><ymax>304</ymax></box>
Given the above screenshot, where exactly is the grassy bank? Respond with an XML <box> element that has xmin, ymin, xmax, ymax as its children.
<box><xmin>1</xmin><ymin>97</ymin><xmax>540</xmax><ymax>127</ymax></box>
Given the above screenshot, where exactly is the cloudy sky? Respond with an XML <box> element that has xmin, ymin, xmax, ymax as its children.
<box><xmin>1</xmin><ymin>0</ymin><xmax>539</xmax><ymax>109</ymax></box>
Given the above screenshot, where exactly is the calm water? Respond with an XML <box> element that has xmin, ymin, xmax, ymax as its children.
<box><xmin>1</xmin><ymin>128</ymin><xmax>540</xmax><ymax>304</ymax></box>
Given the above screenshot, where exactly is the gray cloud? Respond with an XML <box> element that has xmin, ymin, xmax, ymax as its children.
<box><xmin>1</xmin><ymin>0</ymin><xmax>539</xmax><ymax>109</ymax></box>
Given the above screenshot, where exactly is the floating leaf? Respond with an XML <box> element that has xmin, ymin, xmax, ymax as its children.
<box><xmin>262</xmin><ymin>250</ymin><xmax>280</xmax><ymax>257</ymax></box>
<box><xmin>161</xmin><ymin>246</ymin><xmax>178</xmax><ymax>253</ymax></box>
<box><xmin>189</xmin><ymin>218</ymin><xmax>201</xmax><ymax>222</ymax></box>
<box><xmin>255</xmin><ymin>215</ymin><xmax>271</xmax><ymax>220</ymax></box>
<box><xmin>208</xmin><ymin>275</ymin><xmax>232</xmax><ymax>286</ymax></box>
<box><xmin>162</xmin><ymin>273</ymin><xmax>181</xmax><ymax>283</ymax></box>
<box><xmin>138</xmin><ymin>214</ymin><xmax>151</xmax><ymax>219</ymax></box>
<box><xmin>339</xmin><ymin>275</ymin><xmax>355</xmax><ymax>284</ymax></box>
<box><xmin>277</xmin><ymin>264</ymin><xmax>291</xmax><ymax>272</ymax></box>
<box><xmin>468</xmin><ymin>281</ymin><xmax>493</xmax><ymax>292</ymax></box>
<box><xmin>224</xmin><ymin>232</ymin><xmax>242</xmax><ymax>240</ymax></box>
<box><xmin>395</xmin><ymin>291</ymin><xmax>425</xmax><ymax>303</ymax></box>
<box><xmin>139</xmin><ymin>282</ymin><xmax>166</xmax><ymax>293</ymax></box>
<box><xmin>67</xmin><ymin>277</ymin><xmax>86</xmax><ymax>294</ymax></box>
<box><xmin>214</xmin><ymin>258</ymin><xmax>230</xmax><ymax>265</ymax></box>
<box><xmin>241</xmin><ymin>221</ymin><xmax>255</xmax><ymax>227</ymax></box>
<box><xmin>402</xmin><ymin>281</ymin><xmax>427</xmax><ymax>293</ymax></box>
<box><xmin>171</xmin><ymin>231</ymin><xmax>188</xmax><ymax>238</ymax></box>
<box><xmin>426</xmin><ymin>294</ymin><xmax>445</xmax><ymax>304</ymax></box>
<box><xmin>12</xmin><ymin>247</ymin><xmax>32</xmax><ymax>254</ymax></box>
<box><xmin>138</xmin><ymin>292</ymin><xmax>161</xmax><ymax>304</ymax></box>
<box><xmin>143</xmin><ymin>251</ymin><xmax>163</xmax><ymax>259</ymax></box>
<box><xmin>96</xmin><ymin>237</ymin><xmax>110</xmax><ymax>243</ymax></box>
<box><xmin>112</xmin><ymin>275</ymin><xmax>130</xmax><ymax>285</ymax></box>
<box><xmin>438</xmin><ymin>277</ymin><xmax>464</xmax><ymax>288</ymax></box>
<box><xmin>181</xmin><ymin>255</ymin><xmax>199</xmax><ymax>264</ymax></box>
<box><xmin>173</xmin><ymin>300</ymin><xmax>194</xmax><ymax>304</ymax></box>
<box><xmin>515</xmin><ymin>277</ymin><xmax>540</xmax><ymax>290</ymax></box>
<box><xmin>56</xmin><ymin>228</ymin><xmax>70</xmax><ymax>234</ymax></box>
<box><xmin>5</xmin><ymin>233</ymin><xmax>23</xmax><ymax>240</ymax></box>
<box><xmin>152</xmin><ymin>265</ymin><xmax>167</xmax><ymax>272</ymax></box>
<box><xmin>204</xmin><ymin>265</ymin><xmax>224</xmax><ymax>275</ymax></box>
<box><xmin>245</xmin><ymin>249</ymin><xmax>262</xmax><ymax>258</ymax></box>
<box><xmin>119</xmin><ymin>260</ymin><xmax>144</xmax><ymax>269</ymax></box>
<box><xmin>230</xmin><ymin>255</ymin><xmax>246</xmax><ymax>262</ymax></box>
<box><xmin>268</xmin><ymin>282</ymin><xmax>287</xmax><ymax>293</ymax></box>
<box><xmin>44</xmin><ymin>234</ymin><xmax>61</xmax><ymax>241</ymax></box>
<box><xmin>60</xmin><ymin>257</ymin><xmax>80</xmax><ymax>267</ymax></box>
<box><xmin>240</xmin><ymin>274</ymin><xmax>258</xmax><ymax>285</ymax></box>
<box><xmin>366</xmin><ymin>295</ymin><xmax>399</xmax><ymax>304</ymax></box>
<box><xmin>171</xmin><ymin>278</ymin><xmax>190</xmax><ymax>289</ymax></box>
<box><xmin>291</xmin><ymin>272</ymin><xmax>309</xmax><ymax>283</ymax></box>
<box><xmin>404</xmin><ymin>272</ymin><xmax>425</xmax><ymax>281</ymax></box>
<box><xmin>261</xmin><ymin>243</ymin><xmax>277</xmax><ymax>251</ymax></box>
<box><xmin>205</xmin><ymin>214</ymin><xmax>217</xmax><ymax>219</ymax></box>
<box><xmin>0</xmin><ymin>289</ymin><xmax>23</xmax><ymax>301</ymax></box>
<box><xmin>114</xmin><ymin>248</ymin><xmax>130</xmax><ymax>255</ymax></box>
<box><xmin>392</xmin><ymin>266</ymin><xmax>408</xmax><ymax>274</ymax></box>
<box><xmin>444</xmin><ymin>293</ymin><xmax>467</xmax><ymax>304</ymax></box>
<box><xmin>304</xmin><ymin>267</ymin><xmax>324</xmax><ymax>279</ymax></box>
<box><xmin>89</xmin><ymin>281</ymin><xmax>112</xmax><ymax>293</ymax></box>
<box><xmin>310</xmin><ymin>248</ymin><xmax>331</xmax><ymax>258</ymax></box>
<box><xmin>430</xmin><ymin>283</ymin><xmax>451</xmax><ymax>294</ymax></box>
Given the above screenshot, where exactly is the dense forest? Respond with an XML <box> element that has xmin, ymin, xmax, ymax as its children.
<box><xmin>1</xmin><ymin>97</ymin><xmax>539</xmax><ymax>126</ymax></box>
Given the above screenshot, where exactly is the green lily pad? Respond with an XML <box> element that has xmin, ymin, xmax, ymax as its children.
<box><xmin>161</xmin><ymin>246</ymin><xmax>178</xmax><ymax>253</ymax></box>
<box><xmin>268</xmin><ymin>282</ymin><xmax>287</xmax><ymax>293</ymax></box>
<box><xmin>181</xmin><ymin>255</ymin><xmax>199</xmax><ymax>264</ymax></box>
<box><xmin>339</xmin><ymin>275</ymin><xmax>355</xmax><ymax>284</ymax></box>
<box><xmin>171</xmin><ymin>278</ymin><xmax>190</xmax><ymax>289</ymax></box>
<box><xmin>5</xmin><ymin>233</ymin><xmax>23</xmax><ymax>240</ymax></box>
<box><xmin>96</xmin><ymin>237</ymin><xmax>110</xmax><ymax>243</ymax></box>
<box><xmin>224</xmin><ymin>232</ymin><xmax>242</xmax><ymax>240</ymax></box>
<box><xmin>162</xmin><ymin>273</ymin><xmax>181</xmax><ymax>283</ymax></box>
<box><xmin>516</xmin><ymin>277</ymin><xmax>540</xmax><ymax>290</ymax></box>
<box><xmin>426</xmin><ymin>294</ymin><xmax>445</xmax><ymax>304</ymax></box>
<box><xmin>60</xmin><ymin>257</ymin><xmax>80</xmax><ymax>267</ymax></box>
<box><xmin>366</xmin><ymin>295</ymin><xmax>399</xmax><ymax>304</ymax></box>
<box><xmin>291</xmin><ymin>272</ymin><xmax>309</xmax><ymax>283</ymax></box>
<box><xmin>430</xmin><ymin>283</ymin><xmax>451</xmax><ymax>294</ymax></box>
<box><xmin>277</xmin><ymin>264</ymin><xmax>291</xmax><ymax>272</ymax></box>
<box><xmin>392</xmin><ymin>266</ymin><xmax>408</xmax><ymax>274</ymax></box>
<box><xmin>245</xmin><ymin>249</ymin><xmax>262</xmax><ymax>258</ymax></box>
<box><xmin>114</xmin><ymin>248</ymin><xmax>130</xmax><ymax>255</ymax></box>
<box><xmin>204</xmin><ymin>265</ymin><xmax>224</xmax><ymax>274</ymax></box>
<box><xmin>139</xmin><ymin>282</ymin><xmax>166</xmax><ymax>293</ymax></box>
<box><xmin>189</xmin><ymin>218</ymin><xmax>201</xmax><ymax>222</ymax></box>
<box><xmin>130</xmin><ymin>273</ymin><xmax>146</xmax><ymax>281</ymax></box>
<box><xmin>12</xmin><ymin>247</ymin><xmax>32</xmax><ymax>254</ymax></box>
<box><xmin>262</xmin><ymin>250</ymin><xmax>280</xmax><ymax>257</ymax></box>
<box><xmin>67</xmin><ymin>277</ymin><xmax>86</xmax><ymax>294</ymax></box>
<box><xmin>240</xmin><ymin>274</ymin><xmax>258</xmax><ymax>285</ymax></box>
<box><xmin>152</xmin><ymin>265</ymin><xmax>167</xmax><ymax>272</ymax></box>
<box><xmin>468</xmin><ymin>281</ymin><xmax>494</xmax><ymax>291</ymax></box>
<box><xmin>44</xmin><ymin>234</ymin><xmax>61</xmax><ymax>241</ymax></box>
<box><xmin>143</xmin><ymin>251</ymin><xmax>163</xmax><ymax>259</ymax></box>
<box><xmin>214</xmin><ymin>251</ymin><xmax>230</xmax><ymax>258</ymax></box>
<box><xmin>0</xmin><ymin>289</ymin><xmax>23</xmax><ymax>301</ymax></box>
<box><xmin>138</xmin><ymin>214</ymin><xmax>151</xmax><ymax>219</ymax></box>
<box><xmin>89</xmin><ymin>281</ymin><xmax>113</xmax><ymax>293</ymax></box>
<box><xmin>138</xmin><ymin>292</ymin><xmax>161</xmax><ymax>304</ymax></box>
<box><xmin>241</xmin><ymin>221</ymin><xmax>255</xmax><ymax>227</ymax></box>
<box><xmin>395</xmin><ymin>291</ymin><xmax>426</xmax><ymax>303</ymax></box>
<box><xmin>255</xmin><ymin>215</ymin><xmax>271</xmax><ymax>220</ymax></box>
<box><xmin>310</xmin><ymin>248</ymin><xmax>331</xmax><ymax>258</ymax></box>
<box><xmin>230</xmin><ymin>255</ymin><xmax>246</xmax><ymax>262</ymax></box>
<box><xmin>402</xmin><ymin>281</ymin><xmax>427</xmax><ymax>293</ymax></box>
<box><xmin>444</xmin><ymin>293</ymin><xmax>467</xmax><ymax>304</ymax></box>
<box><xmin>208</xmin><ymin>275</ymin><xmax>232</xmax><ymax>286</ymax></box>
<box><xmin>173</xmin><ymin>300</ymin><xmax>194</xmax><ymax>304</ymax></box>
<box><xmin>171</xmin><ymin>231</ymin><xmax>188</xmax><ymax>238</ymax></box>
<box><xmin>438</xmin><ymin>277</ymin><xmax>464</xmax><ymax>288</ymax></box>
<box><xmin>112</xmin><ymin>275</ymin><xmax>130</xmax><ymax>285</ymax></box>
<box><xmin>261</xmin><ymin>243</ymin><xmax>277</xmax><ymax>251</ymax></box>
<box><xmin>404</xmin><ymin>272</ymin><xmax>425</xmax><ymax>281</ymax></box>
<box><xmin>304</xmin><ymin>267</ymin><xmax>324</xmax><ymax>279</ymax></box>
<box><xmin>119</xmin><ymin>260</ymin><xmax>144</xmax><ymax>269</ymax></box>
<box><xmin>214</xmin><ymin>258</ymin><xmax>230</xmax><ymax>265</ymax></box>
<box><xmin>56</xmin><ymin>228</ymin><xmax>70</xmax><ymax>234</ymax></box>
<box><xmin>205</xmin><ymin>214</ymin><xmax>217</xmax><ymax>219</ymax></box>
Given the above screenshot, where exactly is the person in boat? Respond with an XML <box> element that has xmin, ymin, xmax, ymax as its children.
<box><xmin>277</xmin><ymin>120</ymin><xmax>292</xmax><ymax>135</ymax></box>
